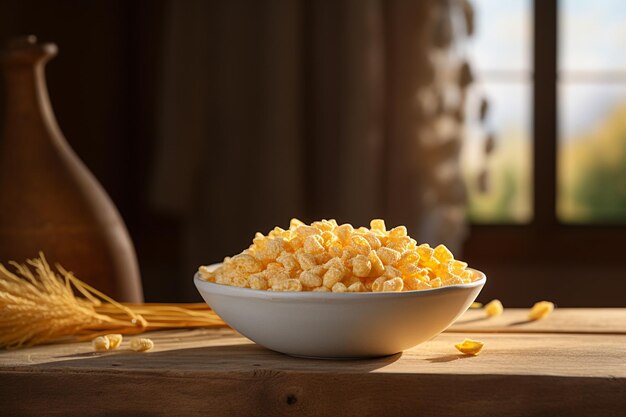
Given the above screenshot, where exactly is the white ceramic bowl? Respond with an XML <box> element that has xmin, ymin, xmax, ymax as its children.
<box><xmin>194</xmin><ymin>263</ymin><xmax>485</xmax><ymax>359</ymax></box>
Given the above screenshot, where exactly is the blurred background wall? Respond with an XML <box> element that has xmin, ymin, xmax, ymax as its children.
<box><xmin>1</xmin><ymin>0</ymin><xmax>625</xmax><ymax>306</ymax></box>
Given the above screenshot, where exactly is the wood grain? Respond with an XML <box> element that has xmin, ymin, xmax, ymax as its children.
<box><xmin>1</xmin><ymin>310</ymin><xmax>625</xmax><ymax>416</ymax></box>
<box><xmin>449</xmin><ymin>308</ymin><xmax>626</xmax><ymax>334</ymax></box>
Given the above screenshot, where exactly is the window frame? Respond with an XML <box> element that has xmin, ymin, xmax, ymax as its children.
<box><xmin>463</xmin><ymin>0</ymin><xmax>626</xmax><ymax>265</ymax></box>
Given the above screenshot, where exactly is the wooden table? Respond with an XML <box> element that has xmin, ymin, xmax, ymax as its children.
<box><xmin>1</xmin><ymin>309</ymin><xmax>625</xmax><ymax>416</ymax></box>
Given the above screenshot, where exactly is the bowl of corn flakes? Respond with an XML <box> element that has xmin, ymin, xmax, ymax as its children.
<box><xmin>195</xmin><ymin>219</ymin><xmax>485</xmax><ymax>358</ymax></box>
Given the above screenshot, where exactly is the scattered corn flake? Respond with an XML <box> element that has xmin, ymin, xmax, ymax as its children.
<box><xmin>470</xmin><ymin>302</ymin><xmax>483</xmax><ymax>309</ymax></box>
<box><xmin>455</xmin><ymin>338</ymin><xmax>484</xmax><ymax>356</ymax></box>
<box><xmin>92</xmin><ymin>336</ymin><xmax>110</xmax><ymax>351</ymax></box>
<box><xmin>130</xmin><ymin>337</ymin><xmax>154</xmax><ymax>352</ymax></box>
<box><xmin>484</xmin><ymin>299</ymin><xmax>504</xmax><ymax>317</ymax></box>
<box><xmin>105</xmin><ymin>334</ymin><xmax>123</xmax><ymax>350</ymax></box>
<box><xmin>528</xmin><ymin>301</ymin><xmax>555</xmax><ymax>321</ymax></box>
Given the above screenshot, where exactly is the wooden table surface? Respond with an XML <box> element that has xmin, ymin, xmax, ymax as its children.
<box><xmin>1</xmin><ymin>308</ymin><xmax>625</xmax><ymax>416</ymax></box>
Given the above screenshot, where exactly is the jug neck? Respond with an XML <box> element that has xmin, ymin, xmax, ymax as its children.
<box><xmin>1</xmin><ymin>36</ymin><xmax>63</xmax><ymax>146</ymax></box>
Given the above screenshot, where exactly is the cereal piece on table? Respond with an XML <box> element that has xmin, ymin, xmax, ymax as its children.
<box><xmin>272</xmin><ymin>279</ymin><xmax>303</xmax><ymax>292</ymax></box>
<box><xmin>299</xmin><ymin>270</ymin><xmax>322</xmax><ymax>288</ymax></box>
<box><xmin>376</xmin><ymin>247</ymin><xmax>401</xmax><ymax>266</ymax></box>
<box><xmin>331</xmin><ymin>282</ymin><xmax>348</xmax><ymax>293</ymax></box>
<box><xmin>470</xmin><ymin>302</ymin><xmax>483</xmax><ymax>309</ymax></box>
<box><xmin>528</xmin><ymin>301</ymin><xmax>555</xmax><ymax>321</ymax></box>
<box><xmin>92</xmin><ymin>336</ymin><xmax>110</xmax><ymax>351</ymax></box>
<box><xmin>312</xmin><ymin>286</ymin><xmax>330</xmax><ymax>292</ymax></box>
<box><xmin>455</xmin><ymin>338</ymin><xmax>484</xmax><ymax>355</ymax></box>
<box><xmin>352</xmin><ymin>254</ymin><xmax>372</xmax><ymax>277</ymax></box>
<box><xmin>130</xmin><ymin>337</ymin><xmax>154</xmax><ymax>352</ymax></box>
<box><xmin>323</xmin><ymin>267</ymin><xmax>345</xmax><ymax>289</ymax></box>
<box><xmin>105</xmin><ymin>334</ymin><xmax>123</xmax><ymax>350</ymax></box>
<box><xmin>382</xmin><ymin>277</ymin><xmax>404</xmax><ymax>292</ymax></box>
<box><xmin>249</xmin><ymin>273</ymin><xmax>268</xmax><ymax>290</ymax></box>
<box><xmin>484</xmin><ymin>299</ymin><xmax>504</xmax><ymax>317</ymax></box>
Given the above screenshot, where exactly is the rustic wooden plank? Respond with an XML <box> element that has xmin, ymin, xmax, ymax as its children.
<box><xmin>449</xmin><ymin>308</ymin><xmax>626</xmax><ymax>334</ymax></box>
<box><xmin>1</xmin><ymin>329</ymin><xmax>625</xmax><ymax>379</ymax></box>
<box><xmin>1</xmin><ymin>369</ymin><xmax>624</xmax><ymax>417</ymax></box>
<box><xmin>2</xmin><ymin>310</ymin><xmax>626</xmax><ymax>416</ymax></box>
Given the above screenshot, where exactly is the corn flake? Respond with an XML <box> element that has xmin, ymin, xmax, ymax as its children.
<box><xmin>484</xmin><ymin>299</ymin><xmax>504</xmax><ymax>317</ymax></box>
<box><xmin>199</xmin><ymin>219</ymin><xmax>480</xmax><ymax>292</ymax></box>
<box><xmin>454</xmin><ymin>338</ymin><xmax>484</xmax><ymax>355</ymax></box>
<box><xmin>528</xmin><ymin>301</ymin><xmax>555</xmax><ymax>321</ymax></box>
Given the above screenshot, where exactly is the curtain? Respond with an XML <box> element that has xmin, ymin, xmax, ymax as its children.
<box><xmin>151</xmin><ymin>0</ymin><xmax>473</xmax><ymax>299</ymax></box>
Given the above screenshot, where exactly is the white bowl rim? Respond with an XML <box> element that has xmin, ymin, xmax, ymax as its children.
<box><xmin>194</xmin><ymin>263</ymin><xmax>486</xmax><ymax>301</ymax></box>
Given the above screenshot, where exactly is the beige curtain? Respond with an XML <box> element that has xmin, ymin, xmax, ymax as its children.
<box><xmin>151</xmin><ymin>0</ymin><xmax>472</xmax><ymax>298</ymax></box>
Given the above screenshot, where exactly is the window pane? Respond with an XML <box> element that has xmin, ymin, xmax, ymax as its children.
<box><xmin>560</xmin><ymin>0</ymin><xmax>626</xmax><ymax>72</ymax></box>
<box><xmin>469</xmin><ymin>0</ymin><xmax>532</xmax><ymax>73</ymax></box>
<box><xmin>463</xmin><ymin>82</ymin><xmax>533</xmax><ymax>223</ymax></box>
<box><xmin>558</xmin><ymin>84</ymin><xmax>626</xmax><ymax>223</ymax></box>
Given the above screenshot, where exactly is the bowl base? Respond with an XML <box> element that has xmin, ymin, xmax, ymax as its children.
<box><xmin>285</xmin><ymin>352</ymin><xmax>399</xmax><ymax>361</ymax></box>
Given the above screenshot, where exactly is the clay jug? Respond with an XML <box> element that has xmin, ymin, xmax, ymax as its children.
<box><xmin>0</xmin><ymin>36</ymin><xmax>143</xmax><ymax>302</ymax></box>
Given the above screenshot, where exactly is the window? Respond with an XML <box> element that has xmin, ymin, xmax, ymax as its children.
<box><xmin>464</xmin><ymin>0</ymin><xmax>532</xmax><ymax>224</ymax></box>
<box><xmin>462</xmin><ymin>0</ymin><xmax>626</xmax><ymax>307</ymax></box>
<box><xmin>466</xmin><ymin>0</ymin><xmax>626</xmax><ymax>225</ymax></box>
<box><xmin>558</xmin><ymin>0</ymin><xmax>626</xmax><ymax>223</ymax></box>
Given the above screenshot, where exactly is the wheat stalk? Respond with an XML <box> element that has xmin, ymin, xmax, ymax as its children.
<box><xmin>0</xmin><ymin>253</ymin><xmax>226</xmax><ymax>349</ymax></box>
